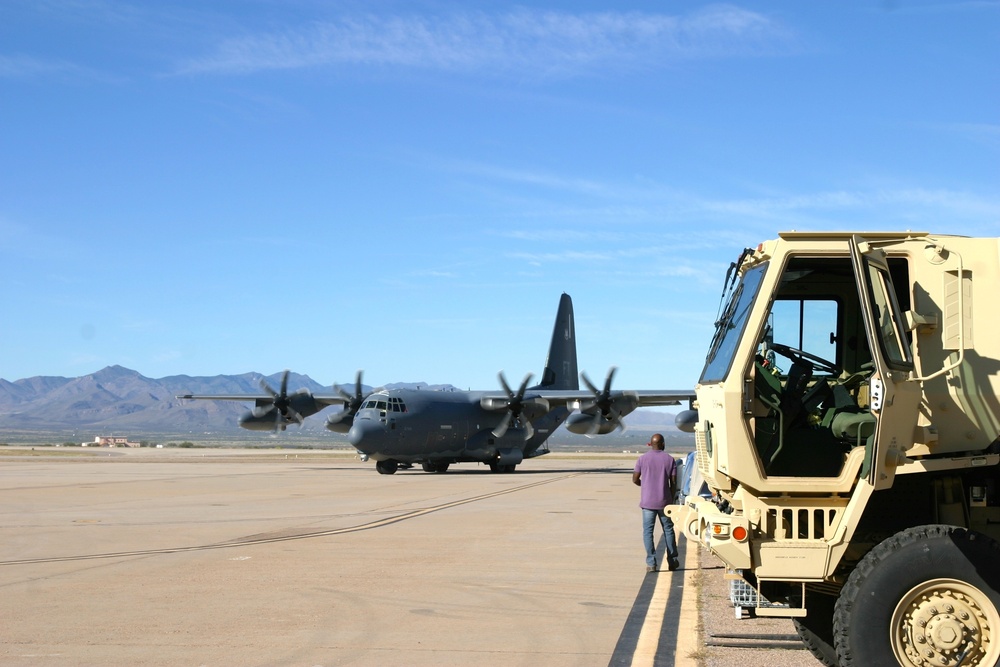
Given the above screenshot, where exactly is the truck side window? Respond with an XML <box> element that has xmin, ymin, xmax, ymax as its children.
<box><xmin>768</xmin><ymin>299</ymin><xmax>839</xmax><ymax>375</ymax></box>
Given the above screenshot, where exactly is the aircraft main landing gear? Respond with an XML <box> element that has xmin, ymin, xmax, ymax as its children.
<box><xmin>375</xmin><ymin>460</ymin><xmax>398</xmax><ymax>475</ymax></box>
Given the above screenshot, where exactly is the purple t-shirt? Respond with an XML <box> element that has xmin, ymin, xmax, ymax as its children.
<box><xmin>635</xmin><ymin>449</ymin><xmax>676</xmax><ymax>509</ymax></box>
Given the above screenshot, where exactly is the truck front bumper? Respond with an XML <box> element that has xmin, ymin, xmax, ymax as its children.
<box><xmin>666</xmin><ymin>498</ymin><xmax>752</xmax><ymax>570</ymax></box>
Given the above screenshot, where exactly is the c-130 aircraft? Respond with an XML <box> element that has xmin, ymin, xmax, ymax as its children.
<box><xmin>178</xmin><ymin>294</ymin><xmax>695</xmax><ymax>474</ymax></box>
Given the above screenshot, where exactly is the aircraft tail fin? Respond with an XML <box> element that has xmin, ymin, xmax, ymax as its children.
<box><xmin>536</xmin><ymin>293</ymin><xmax>579</xmax><ymax>390</ymax></box>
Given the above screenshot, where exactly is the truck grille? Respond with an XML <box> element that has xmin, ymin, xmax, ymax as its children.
<box><xmin>696</xmin><ymin>428</ymin><xmax>710</xmax><ymax>478</ymax></box>
<box><xmin>762</xmin><ymin>505</ymin><xmax>842</xmax><ymax>540</ymax></box>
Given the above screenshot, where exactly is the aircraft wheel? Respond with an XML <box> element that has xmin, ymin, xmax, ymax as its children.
<box><xmin>434</xmin><ymin>463</ymin><xmax>449</xmax><ymax>473</ymax></box>
<box><xmin>504</xmin><ymin>464</ymin><xmax>516</xmax><ymax>473</ymax></box>
<box><xmin>793</xmin><ymin>592</ymin><xmax>838</xmax><ymax>667</ymax></box>
<box><xmin>489</xmin><ymin>462</ymin><xmax>501</xmax><ymax>473</ymax></box>
<box><xmin>421</xmin><ymin>462</ymin><xmax>436</xmax><ymax>473</ymax></box>
<box><xmin>834</xmin><ymin>525</ymin><xmax>1000</xmax><ymax>667</ymax></box>
<box><xmin>375</xmin><ymin>460</ymin><xmax>398</xmax><ymax>475</ymax></box>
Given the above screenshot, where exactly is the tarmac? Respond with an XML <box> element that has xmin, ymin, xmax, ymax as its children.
<box><xmin>0</xmin><ymin>448</ymin><xmax>821</xmax><ymax>666</ymax></box>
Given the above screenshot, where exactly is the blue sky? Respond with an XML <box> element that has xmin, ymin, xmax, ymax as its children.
<box><xmin>2</xmin><ymin>1</ymin><xmax>997</xmax><ymax>393</ymax></box>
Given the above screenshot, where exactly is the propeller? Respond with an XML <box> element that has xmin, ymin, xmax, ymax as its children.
<box><xmin>255</xmin><ymin>370</ymin><xmax>305</xmax><ymax>430</ymax></box>
<box><xmin>490</xmin><ymin>372</ymin><xmax>549</xmax><ymax>439</ymax></box>
<box><xmin>329</xmin><ymin>370</ymin><xmax>366</xmax><ymax>425</ymax></box>
<box><xmin>579</xmin><ymin>367</ymin><xmax>627</xmax><ymax>435</ymax></box>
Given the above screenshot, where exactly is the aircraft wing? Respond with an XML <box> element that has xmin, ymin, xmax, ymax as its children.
<box><xmin>498</xmin><ymin>368</ymin><xmax>697</xmax><ymax>437</ymax></box>
<box><xmin>176</xmin><ymin>370</ymin><xmax>368</xmax><ymax>432</ymax></box>
<box><xmin>479</xmin><ymin>388</ymin><xmax>695</xmax><ymax>408</ymax></box>
<box><xmin>176</xmin><ymin>392</ymin><xmax>346</xmax><ymax>406</ymax></box>
<box><xmin>558</xmin><ymin>387</ymin><xmax>696</xmax><ymax>436</ymax></box>
<box><xmin>478</xmin><ymin>384</ymin><xmax>696</xmax><ymax>437</ymax></box>
<box><xmin>521</xmin><ymin>388</ymin><xmax>696</xmax><ymax>411</ymax></box>
<box><xmin>621</xmin><ymin>389</ymin><xmax>698</xmax><ymax>406</ymax></box>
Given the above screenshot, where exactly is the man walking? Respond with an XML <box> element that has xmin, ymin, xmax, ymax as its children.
<box><xmin>632</xmin><ymin>433</ymin><xmax>679</xmax><ymax>572</ymax></box>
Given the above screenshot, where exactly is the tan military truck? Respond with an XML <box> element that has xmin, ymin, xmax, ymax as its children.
<box><xmin>668</xmin><ymin>232</ymin><xmax>1000</xmax><ymax>666</ymax></box>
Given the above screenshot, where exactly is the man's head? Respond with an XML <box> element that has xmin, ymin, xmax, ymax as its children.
<box><xmin>649</xmin><ymin>433</ymin><xmax>665</xmax><ymax>450</ymax></box>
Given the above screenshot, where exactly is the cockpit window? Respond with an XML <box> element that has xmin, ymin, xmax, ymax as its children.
<box><xmin>362</xmin><ymin>397</ymin><xmax>406</xmax><ymax>412</ymax></box>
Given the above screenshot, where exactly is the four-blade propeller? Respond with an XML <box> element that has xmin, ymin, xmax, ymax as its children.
<box><xmin>580</xmin><ymin>366</ymin><xmax>628</xmax><ymax>435</ymax></box>
<box><xmin>255</xmin><ymin>370</ymin><xmax>305</xmax><ymax>431</ymax></box>
<box><xmin>328</xmin><ymin>370</ymin><xmax>366</xmax><ymax>426</ymax></box>
<box><xmin>490</xmin><ymin>372</ymin><xmax>548</xmax><ymax>440</ymax></box>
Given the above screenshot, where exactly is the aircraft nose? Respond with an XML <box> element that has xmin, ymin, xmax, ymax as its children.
<box><xmin>348</xmin><ymin>418</ymin><xmax>384</xmax><ymax>447</ymax></box>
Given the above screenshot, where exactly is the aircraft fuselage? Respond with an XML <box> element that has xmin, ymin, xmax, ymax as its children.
<box><xmin>345</xmin><ymin>388</ymin><xmax>568</xmax><ymax>469</ymax></box>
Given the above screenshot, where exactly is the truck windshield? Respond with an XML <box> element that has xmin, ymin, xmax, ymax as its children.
<box><xmin>701</xmin><ymin>262</ymin><xmax>768</xmax><ymax>384</ymax></box>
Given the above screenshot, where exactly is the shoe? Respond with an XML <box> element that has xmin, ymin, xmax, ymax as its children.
<box><xmin>646</xmin><ymin>564</ymin><xmax>657</xmax><ymax>573</ymax></box>
<box><xmin>667</xmin><ymin>559</ymin><xmax>680</xmax><ymax>571</ymax></box>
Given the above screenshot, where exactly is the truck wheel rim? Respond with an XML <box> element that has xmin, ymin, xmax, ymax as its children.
<box><xmin>891</xmin><ymin>578</ymin><xmax>1000</xmax><ymax>667</ymax></box>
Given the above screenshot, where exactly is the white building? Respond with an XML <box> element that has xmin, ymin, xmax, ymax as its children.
<box><xmin>86</xmin><ymin>436</ymin><xmax>140</xmax><ymax>448</ymax></box>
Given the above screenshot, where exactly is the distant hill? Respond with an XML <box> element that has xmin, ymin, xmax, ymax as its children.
<box><xmin>0</xmin><ymin>366</ymin><xmax>685</xmax><ymax>439</ymax></box>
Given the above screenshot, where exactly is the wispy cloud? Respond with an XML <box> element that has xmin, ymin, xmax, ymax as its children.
<box><xmin>178</xmin><ymin>5</ymin><xmax>796</xmax><ymax>77</ymax></box>
<box><xmin>451</xmin><ymin>160</ymin><xmax>616</xmax><ymax>196</ymax></box>
<box><xmin>510</xmin><ymin>249</ymin><xmax>616</xmax><ymax>264</ymax></box>
<box><xmin>0</xmin><ymin>53</ymin><xmax>81</xmax><ymax>78</ymax></box>
<box><xmin>506</xmin><ymin>246</ymin><xmax>723</xmax><ymax>288</ymax></box>
<box><xmin>946</xmin><ymin>122</ymin><xmax>1000</xmax><ymax>147</ymax></box>
<box><xmin>449</xmin><ymin>155</ymin><xmax>1000</xmax><ymax>229</ymax></box>
<box><xmin>875</xmin><ymin>1</ymin><xmax>1000</xmax><ymax>14</ymax></box>
<box><xmin>436</xmin><ymin>154</ymin><xmax>1000</xmax><ymax>231</ymax></box>
<box><xmin>0</xmin><ymin>51</ymin><xmax>124</xmax><ymax>83</ymax></box>
<box><xmin>409</xmin><ymin>269</ymin><xmax>458</xmax><ymax>279</ymax></box>
<box><xmin>699</xmin><ymin>188</ymin><xmax>1000</xmax><ymax>226</ymax></box>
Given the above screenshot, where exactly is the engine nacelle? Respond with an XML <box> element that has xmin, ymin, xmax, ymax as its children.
<box><xmin>674</xmin><ymin>409</ymin><xmax>699</xmax><ymax>433</ymax></box>
<box><xmin>565</xmin><ymin>413</ymin><xmax>617</xmax><ymax>435</ymax></box>
<box><xmin>239</xmin><ymin>408</ymin><xmax>291</xmax><ymax>431</ymax></box>
<box><xmin>238</xmin><ymin>393</ymin><xmax>321</xmax><ymax>431</ymax></box>
<box><xmin>326</xmin><ymin>415</ymin><xmax>354</xmax><ymax>433</ymax></box>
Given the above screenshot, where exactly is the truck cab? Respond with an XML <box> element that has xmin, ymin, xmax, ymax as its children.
<box><xmin>671</xmin><ymin>232</ymin><xmax>1000</xmax><ymax>667</ymax></box>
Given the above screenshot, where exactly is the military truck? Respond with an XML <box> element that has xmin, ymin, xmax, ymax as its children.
<box><xmin>668</xmin><ymin>232</ymin><xmax>1000</xmax><ymax>666</ymax></box>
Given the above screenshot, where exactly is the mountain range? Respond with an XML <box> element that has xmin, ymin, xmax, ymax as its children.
<box><xmin>0</xmin><ymin>366</ymin><xmax>683</xmax><ymax>439</ymax></box>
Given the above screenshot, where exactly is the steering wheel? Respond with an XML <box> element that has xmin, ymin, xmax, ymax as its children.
<box><xmin>769</xmin><ymin>342</ymin><xmax>839</xmax><ymax>375</ymax></box>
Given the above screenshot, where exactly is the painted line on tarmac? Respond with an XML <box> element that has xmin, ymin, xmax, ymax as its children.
<box><xmin>0</xmin><ymin>472</ymin><xmax>584</xmax><ymax>566</ymax></box>
<box><xmin>672</xmin><ymin>544</ymin><xmax>701</xmax><ymax>666</ymax></box>
<box><xmin>609</xmin><ymin>536</ymin><xmax>701</xmax><ymax>667</ymax></box>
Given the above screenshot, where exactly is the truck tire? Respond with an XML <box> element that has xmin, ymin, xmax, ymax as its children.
<box><xmin>793</xmin><ymin>591</ymin><xmax>838</xmax><ymax>667</ymax></box>
<box><xmin>834</xmin><ymin>525</ymin><xmax>1000</xmax><ymax>667</ymax></box>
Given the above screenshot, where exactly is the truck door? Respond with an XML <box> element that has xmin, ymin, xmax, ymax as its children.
<box><xmin>850</xmin><ymin>235</ymin><xmax>923</xmax><ymax>490</ymax></box>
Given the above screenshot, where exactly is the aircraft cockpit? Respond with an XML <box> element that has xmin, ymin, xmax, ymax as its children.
<box><xmin>360</xmin><ymin>396</ymin><xmax>408</xmax><ymax>414</ymax></box>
